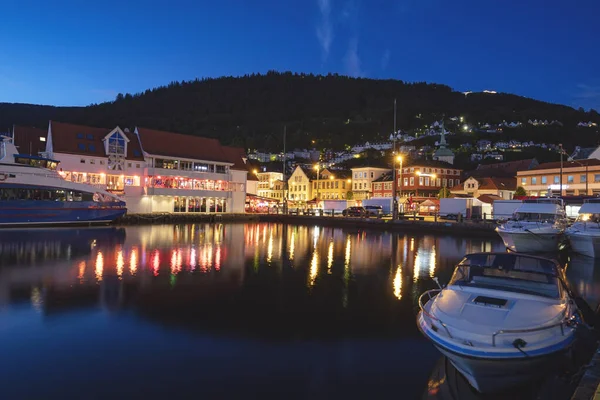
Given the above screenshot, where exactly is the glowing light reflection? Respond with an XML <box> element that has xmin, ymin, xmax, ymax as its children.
<box><xmin>190</xmin><ymin>248</ymin><xmax>197</xmax><ymax>271</ymax></box>
<box><xmin>95</xmin><ymin>251</ymin><xmax>104</xmax><ymax>281</ymax></box>
<box><xmin>78</xmin><ymin>261</ymin><xmax>86</xmax><ymax>281</ymax></box>
<box><xmin>393</xmin><ymin>265</ymin><xmax>403</xmax><ymax>300</ymax></box>
<box><xmin>130</xmin><ymin>247</ymin><xmax>138</xmax><ymax>275</ymax></box>
<box><xmin>215</xmin><ymin>246</ymin><xmax>221</xmax><ymax>271</ymax></box>
<box><xmin>266</xmin><ymin>231</ymin><xmax>273</xmax><ymax>263</ymax></box>
<box><xmin>116</xmin><ymin>248</ymin><xmax>124</xmax><ymax>278</ymax></box>
<box><xmin>152</xmin><ymin>250</ymin><xmax>160</xmax><ymax>276</ymax></box>
<box><xmin>309</xmin><ymin>250</ymin><xmax>319</xmax><ymax>287</ymax></box>
<box><xmin>289</xmin><ymin>230</ymin><xmax>295</xmax><ymax>260</ymax></box>
<box><xmin>327</xmin><ymin>241</ymin><xmax>334</xmax><ymax>274</ymax></box>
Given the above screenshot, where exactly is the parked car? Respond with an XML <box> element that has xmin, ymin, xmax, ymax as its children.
<box><xmin>364</xmin><ymin>205</ymin><xmax>383</xmax><ymax>217</ymax></box>
<box><xmin>342</xmin><ymin>206</ymin><xmax>366</xmax><ymax>217</ymax></box>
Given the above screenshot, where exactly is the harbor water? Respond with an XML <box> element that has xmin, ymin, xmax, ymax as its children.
<box><xmin>0</xmin><ymin>223</ymin><xmax>598</xmax><ymax>399</ymax></box>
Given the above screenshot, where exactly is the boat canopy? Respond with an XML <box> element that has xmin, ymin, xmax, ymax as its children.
<box><xmin>515</xmin><ymin>203</ymin><xmax>562</xmax><ymax>214</ymax></box>
<box><xmin>458</xmin><ymin>253</ymin><xmax>559</xmax><ymax>276</ymax></box>
<box><xmin>579</xmin><ymin>202</ymin><xmax>600</xmax><ymax>214</ymax></box>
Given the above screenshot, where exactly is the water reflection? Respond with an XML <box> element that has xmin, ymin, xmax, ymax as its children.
<box><xmin>566</xmin><ymin>255</ymin><xmax>600</xmax><ymax>311</ymax></box>
<box><xmin>2</xmin><ymin>223</ymin><xmax>596</xmax><ymax>398</ymax></box>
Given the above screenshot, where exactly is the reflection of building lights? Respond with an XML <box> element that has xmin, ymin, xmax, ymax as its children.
<box><xmin>289</xmin><ymin>230</ymin><xmax>295</xmax><ymax>261</ymax></box>
<box><xmin>429</xmin><ymin>245</ymin><xmax>436</xmax><ymax>278</ymax></box>
<box><xmin>190</xmin><ymin>248</ymin><xmax>197</xmax><ymax>271</ymax></box>
<box><xmin>215</xmin><ymin>246</ymin><xmax>221</xmax><ymax>271</ymax></box>
<box><xmin>78</xmin><ymin>261</ymin><xmax>86</xmax><ymax>280</ymax></box>
<box><xmin>410</xmin><ymin>237</ymin><xmax>415</xmax><ymax>252</ymax></box>
<box><xmin>327</xmin><ymin>241</ymin><xmax>334</xmax><ymax>274</ymax></box>
<box><xmin>152</xmin><ymin>250</ymin><xmax>160</xmax><ymax>276</ymax></box>
<box><xmin>267</xmin><ymin>231</ymin><xmax>274</xmax><ymax>263</ymax></box>
<box><xmin>309</xmin><ymin>250</ymin><xmax>319</xmax><ymax>286</ymax></box>
<box><xmin>116</xmin><ymin>248</ymin><xmax>124</xmax><ymax>278</ymax></box>
<box><xmin>130</xmin><ymin>247</ymin><xmax>138</xmax><ymax>275</ymax></box>
<box><xmin>313</xmin><ymin>226</ymin><xmax>319</xmax><ymax>248</ymax></box>
<box><xmin>31</xmin><ymin>287</ymin><xmax>43</xmax><ymax>312</ymax></box>
<box><xmin>393</xmin><ymin>265</ymin><xmax>403</xmax><ymax>300</ymax></box>
<box><xmin>95</xmin><ymin>251</ymin><xmax>104</xmax><ymax>281</ymax></box>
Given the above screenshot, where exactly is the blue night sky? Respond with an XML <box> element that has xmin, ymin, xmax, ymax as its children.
<box><xmin>1</xmin><ymin>0</ymin><xmax>599</xmax><ymax>110</ymax></box>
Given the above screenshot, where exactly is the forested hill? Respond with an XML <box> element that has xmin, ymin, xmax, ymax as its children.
<box><xmin>1</xmin><ymin>71</ymin><xmax>599</xmax><ymax>151</ymax></box>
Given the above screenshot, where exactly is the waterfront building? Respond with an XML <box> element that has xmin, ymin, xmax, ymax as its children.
<box><xmin>288</xmin><ymin>166</ymin><xmax>314</xmax><ymax>204</ymax></box>
<box><xmin>312</xmin><ymin>169</ymin><xmax>351</xmax><ymax>200</ymax></box>
<box><xmin>350</xmin><ymin>167</ymin><xmax>390</xmax><ymax>200</ymax></box>
<box><xmin>372</xmin><ymin>161</ymin><xmax>462</xmax><ymax>199</ymax></box>
<box><xmin>450</xmin><ymin>177</ymin><xmax>516</xmax><ymax>200</ymax></box>
<box><xmin>516</xmin><ymin>159</ymin><xmax>600</xmax><ymax>196</ymax></box>
<box><xmin>13</xmin><ymin>122</ymin><xmax>248</xmax><ymax>213</ymax></box>
<box><xmin>256</xmin><ymin>171</ymin><xmax>284</xmax><ymax>199</ymax></box>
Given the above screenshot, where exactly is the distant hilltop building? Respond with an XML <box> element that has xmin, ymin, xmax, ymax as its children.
<box><xmin>432</xmin><ymin>121</ymin><xmax>455</xmax><ymax>165</ymax></box>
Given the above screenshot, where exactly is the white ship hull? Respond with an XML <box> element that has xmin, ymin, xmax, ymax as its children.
<box><xmin>566</xmin><ymin>230</ymin><xmax>600</xmax><ymax>258</ymax></box>
<box><xmin>496</xmin><ymin>227</ymin><xmax>563</xmax><ymax>253</ymax></box>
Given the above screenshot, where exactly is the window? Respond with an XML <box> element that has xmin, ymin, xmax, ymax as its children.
<box><xmin>541</xmin><ymin>176</ymin><xmax>547</xmax><ymax>184</ymax></box>
<box><xmin>88</xmin><ymin>144</ymin><xmax>96</xmax><ymax>152</ymax></box>
<box><xmin>581</xmin><ymin>175</ymin><xmax>587</xmax><ymax>183</ymax></box>
<box><xmin>133</xmin><ymin>149</ymin><xmax>142</xmax><ymax>157</ymax></box>
<box><xmin>410</xmin><ymin>177</ymin><xmax>414</xmax><ymax>185</ymax></box>
<box><xmin>136</xmin><ymin>164</ymin><xmax>140</xmax><ymax>168</ymax></box>
<box><xmin>77</xmin><ymin>133</ymin><xmax>84</xmax><ymax>139</ymax></box>
<box><xmin>403</xmin><ymin>178</ymin><xmax>408</xmax><ymax>187</ymax></box>
<box><xmin>155</xmin><ymin>159</ymin><xmax>176</xmax><ymax>169</ymax></box>
<box><xmin>531</xmin><ymin>177</ymin><xmax>537</xmax><ymax>184</ymax></box>
<box><xmin>521</xmin><ymin>177</ymin><xmax>527</xmax><ymax>185</ymax></box>
<box><xmin>193</xmin><ymin>162</ymin><xmax>213</xmax><ymax>172</ymax></box>
<box><xmin>100</xmin><ymin>161</ymin><xmax>104</xmax><ymax>165</ymax></box>
<box><xmin>443</xmin><ymin>179</ymin><xmax>447</xmax><ymax>187</ymax></box>
<box><xmin>449</xmin><ymin>179</ymin><xmax>454</xmax><ymax>187</ymax></box>
<box><xmin>40</xmin><ymin>136</ymin><xmax>46</xmax><ymax>142</ymax></box>
<box><xmin>303</xmin><ymin>185</ymin><xmax>306</xmax><ymax>191</ymax></box>
<box><xmin>595</xmin><ymin>175</ymin><xmax>600</xmax><ymax>183</ymax></box>
<box><xmin>90</xmin><ymin>159</ymin><xmax>95</xmax><ymax>165</ymax></box>
<box><xmin>108</xmin><ymin>133</ymin><xmax>126</xmax><ymax>155</ymax></box>
<box><xmin>80</xmin><ymin>158</ymin><xmax>85</xmax><ymax>163</ymax></box>
<box><xmin>370</xmin><ymin>172</ymin><xmax>374</xmax><ymax>178</ymax></box>
<box><xmin>216</xmin><ymin>165</ymin><xmax>227</xmax><ymax>174</ymax></box>
<box><xmin>180</xmin><ymin>161</ymin><xmax>192</xmax><ymax>171</ymax></box>
<box><xmin>554</xmin><ymin>176</ymin><xmax>560</xmax><ymax>184</ymax></box>
<box><xmin>354</xmin><ymin>183</ymin><xmax>357</xmax><ymax>190</ymax></box>
<box><xmin>567</xmin><ymin>175</ymin><xmax>574</xmax><ymax>183</ymax></box>
<box><xmin>77</xmin><ymin>143</ymin><xmax>86</xmax><ymax>151</ymax></box>
<box><xmin>86</xmin><ymin>134</ymin><xmax>94</xmax><ymax>140</ymax></box>
<box><xmin>419</xmin><ymin>177</ymin><xmax>423</xmax><ymax>186</ymax></box>
<box><xmin>425</xmin><ymin>177</ymin><xmax>430</xmax><ymax>186</ymax></box>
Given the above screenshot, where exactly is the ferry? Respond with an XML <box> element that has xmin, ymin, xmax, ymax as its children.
<box><xmin>0</xmin><ymin>135</ymin><xmax>126</xmax><ymax>226</ymax></box>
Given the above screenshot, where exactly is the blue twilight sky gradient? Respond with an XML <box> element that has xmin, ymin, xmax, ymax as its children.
<box><xmin>1</xmin><ymin>0</ymin><xmax>599</xmax><ymax>110</ymax></box>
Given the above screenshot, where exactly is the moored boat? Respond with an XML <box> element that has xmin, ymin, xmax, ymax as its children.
<box><xmin>566</xmin><ymin>199</ymin><xmax>600</xmax><ymax>258</ymax></box>
<box><xmin>417</xmin><ymin>252</ymin><xmax>581</xmax><ymax>392</ymax></box>
<box><xmin>495</xmin><ymin>198</ymin><xmax>567</xmax><ymax>253</ymax></box>
<box><xmin>0</xmin><ymin>135</ymin><xmax>126</xmax><ymax>226</ymax></box>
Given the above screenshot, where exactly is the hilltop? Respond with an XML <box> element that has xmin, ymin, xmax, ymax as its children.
<box><xmin>1</xmin><ymin>71</ymin><xmax>598</xmax><ymax>152</ymax></box>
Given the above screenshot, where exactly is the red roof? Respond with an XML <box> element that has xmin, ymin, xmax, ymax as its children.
<box><xmin>477</xmin><ymin>177</ymin><xmax>517</xmax><ymax>191</ymax></box>
<box><xmin>12</xmin><ymin>125</ymin><xmax>47</xmax><ymax>155</ymax></box>
<box><xmin>136</xmin><ymin>127</ymin><xmax>230</xmax><ymax>163</ymax></box>
<box><xmin>221</xmin><ymin>145</ymin><xmax>248</xmax><ymax>171</ymax></box>
<box><xmin>50</xmin><ymin>121</ymin><xmax>145</xmax><ymax>161</ymax></box>
<box><xmin>529</xmin><ymin>159</ymin><xmax>600</xmax><ymax>171</ymax></box>
<box><xmin>477</xmin><ymin>194</ymin><xmax>503</xmax><ymax>204</ymax></box>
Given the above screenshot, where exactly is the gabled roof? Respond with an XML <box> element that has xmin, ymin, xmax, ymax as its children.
<box><xmin>478</xmin><ymin>194</ymin><xmax>503</xmax><ymax>204</ymax></box>
<box><xmin>373</xmin><ymin>172</ymin><xmax>393</xmax><ymax>183</ymax></box>
<box><xmin>135</xmin><ymin>127</ymin><xmax>230</xmax><ymax>163</ymax></box>
<box><xmin>571</xmin><ymin>147</ymin><xmax>597</xmax><ymax>160</ymax></box>
<box><xmin>12</xmin><ymin>125</ymin><xmax>47</xmax><ymax>155</ymax></box>
<box><xmin>49</xmin><ymin>121</ymin><xmax>145</xmax><ymax>161</ymax></box>
<box><xmin>477</xmin><ymin>177</ymin><xmax>517</xmax><ymax>191</ymax></box>
<box><xmin>220</xmin><ymin>146</ymin><xmax>248</xmax><ymax>171</ymax></box>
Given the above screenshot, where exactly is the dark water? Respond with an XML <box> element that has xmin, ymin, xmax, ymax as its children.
<box><xmin>0</xmin><ymin>223</ymin><xmax>598</xmax><ymax>399</ymax></box>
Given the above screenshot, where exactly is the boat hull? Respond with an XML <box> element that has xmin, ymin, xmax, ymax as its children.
<box><xmin>0</xmin><ymin>201</ymin><xmax>126</xmax><ymax>226</ymax></box>
<box><xmin>496</xmin><ymin>229</ymin><xmax>563</xmax><ymax>253</ymax></box>
<box><xmin>433</xmin><ymin>342</ymin><xmax>569</xmax><ymax>392</ymax></box>
<box><xmin>567</xmin><ymin>231</ymin><xmax>600</xmax><ymax>258</ymax></box>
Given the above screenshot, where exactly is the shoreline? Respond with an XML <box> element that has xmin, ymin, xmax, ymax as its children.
<box><xmin>116</xmin><ymin>213</ymin><xmax>499</xmax><ymax>237</ymax></box>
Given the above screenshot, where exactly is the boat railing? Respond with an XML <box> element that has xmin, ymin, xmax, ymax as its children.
<box><xmin>418</xmin><ymin>289</ymin><xmax>453</xmax><ymax>339</ymax></box>
<box><xmin>0</xmin><ymin>169</ymin><xmax>64</xmax><ymax>181</ymax></box>
<box><xmin>492</xmin><ymin>321</ymin><xmax>565</xmax><ymax>347</ymax></box>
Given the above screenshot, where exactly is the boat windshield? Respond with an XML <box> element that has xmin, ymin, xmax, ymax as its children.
<box><xmin>449</xmin><ymin>254</ymin><xmax>560</xmax><ymax>298</ymax></box>
<box><xmin>513</xmin><ymin>212</ymin><xmax>557</xmax><ymax>223</ymax></box>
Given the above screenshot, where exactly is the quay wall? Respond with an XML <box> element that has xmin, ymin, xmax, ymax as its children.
<box><xmin>117</xmin><ymin>213</ymin><xmax>498</xmax><ymax>236</ymax></box>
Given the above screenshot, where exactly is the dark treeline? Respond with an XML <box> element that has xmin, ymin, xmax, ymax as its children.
<box><xmin>1</xmin><ymin>71</ymin><xmax>599</xmax><ymax>151</ymax></box>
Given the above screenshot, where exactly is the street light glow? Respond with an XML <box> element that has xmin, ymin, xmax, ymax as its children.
<box><xmin>396</xmin><ymin>155</ymin><xmax>403</xmax><ymax>163</ymax></box>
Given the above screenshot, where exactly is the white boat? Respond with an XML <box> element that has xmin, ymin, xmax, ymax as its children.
<box><xmin>566</xmin><ymin>199</ymin><xmax>600</xmax><ymax>258</ymax></box>
<box><xmin>496</xmin><ymin>198</ymin><xmax>567</xmax><ymax>253</ymax></box>
<box><xmin>417</xmin><ymin>252</ymin><xmax>580</xmax><ymax>393</ymax></box>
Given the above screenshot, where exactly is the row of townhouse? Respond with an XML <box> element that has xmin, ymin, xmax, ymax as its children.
<box><xmin>254</xmin><ymin>160</ymin><xmax>464</xmax><ymax>203</ymax></box>
<box><xmin>12</xmin><ymin>121</ymin><xmax>248</xmax><ymax>214</ymax></box>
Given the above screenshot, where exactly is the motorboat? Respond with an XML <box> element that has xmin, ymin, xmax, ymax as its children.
<box><xmin>496</xmin><ymin>198</ymin><xmax>567</xmax><ymax>253</ymax></box>
<box><xmin>0</xmin><ymin>135</ymin><xmax>126</xmax><ymax>226</ymax></box>
<box><xmin>417</xmin><ymin>252</ymin><xmax>581</xmax><ymax>393</ymax></box>
<box><xmin>566</xmin><ymin>199</ymin><xmax>600</xmax><ymax>258</ymax></box>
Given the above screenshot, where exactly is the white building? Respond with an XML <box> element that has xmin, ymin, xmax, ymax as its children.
<box><xmin>15</xmin><ymin>121</ymin><xmax>248</xmax><ymax>214</ymax></box>
<box><xmin>350</xmin><ymin>167</ymin><xmax>390</xmax><ymax>200</ymax></box>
